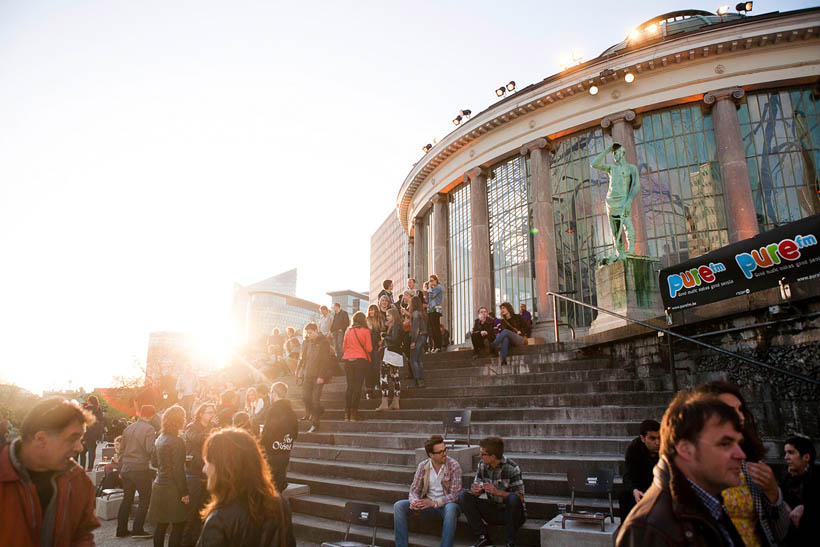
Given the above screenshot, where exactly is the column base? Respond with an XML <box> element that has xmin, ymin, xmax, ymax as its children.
<box><xmin>589</xmin><ymin>255</ymin><xmax>662</xmax><ymax>334</ymax></box>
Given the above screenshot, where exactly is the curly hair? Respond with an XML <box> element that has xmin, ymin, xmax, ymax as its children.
<box><xmin>160</xmin><ymin>405</ymin><xmax>186</xmax><ymax>436</ymax></box>
<box><xmin>201</xmin><ymin>428</ymin><xmax>283</xmax><ymax>525</ymax></box>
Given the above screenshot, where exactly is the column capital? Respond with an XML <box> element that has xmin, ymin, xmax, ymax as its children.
<box><xmin>703</xmin><ymin>87</ymin><xmax>745</xmax><ymax>108</ymax></box>
<box><xmin>519</xmin><ymin>137</ymin><xmax>553</xmax><ymax>156</ymax></box>
<box><xmin>413</xmin><ymin>215</ymin><xmax>424</xmax><ymax>227</ymax></box>
<box><xmin>462</xmin><ymin>167</ymin><xmax>488</xmax><ymax>183</ymax></box>
<box><xmin>601</xmin><ymin>109</ymin><xmax>638</xmax><ymax>130</ymax></box>
<box><xmin>431</xmin><ymin>193</ymin><xmax>448</xmax><ymax>205</ymax></box>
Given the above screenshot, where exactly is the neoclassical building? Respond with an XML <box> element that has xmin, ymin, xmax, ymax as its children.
<box><xmin>397</xmin><ymin>7</ymin><xmax>820</xmax><ymax>344</ymax></box>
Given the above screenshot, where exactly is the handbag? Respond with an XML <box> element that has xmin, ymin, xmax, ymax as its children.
<box><xmin>383</xmin><ymin>349</ymin><xmax>404</xmax><ymax>367</ymax></box>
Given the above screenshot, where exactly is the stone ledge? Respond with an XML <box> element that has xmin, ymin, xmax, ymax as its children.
<box><xmin>541</xmin><ymin>514</ymin><xmax>621</xmax><ymax>547</ymax></box>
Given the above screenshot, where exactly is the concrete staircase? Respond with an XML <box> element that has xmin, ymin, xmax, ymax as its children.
<box><xmin>280</xmin><ymin>343</ymin><xmax>673</xmax><ymax>546</ymax></box>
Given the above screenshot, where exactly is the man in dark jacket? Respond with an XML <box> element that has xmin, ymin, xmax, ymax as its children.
<box><xmin>470</xmin><ymin>307</ymin><xmax>496</xmax><ymax>358</ymax></box>
<box><xmin>296</xmin><ymin>322</ymin><xmax>335</xmax><ymax>433</ymax></box>
<box><xmin>619</xmin><ymin>419</ymin><xmax>660</xmax><ymax>519</ymax></box>
<box><xmin>616</xmin><ymin>391</ymin><xmax>747</xmax><ymax>547</ymax></box>
<box><xmin>261</xmin><ymin>382</ymin><xmax>298</xmax><ymax>493</ymax></box>
<box><xmin>330</xmin><ymin>303</ymin><xmax>349</xmax><ymax>359</ymax></box>
<box><xmin>117</xmin><ymin>405</ymin><xmax>157</xmax><ymax>538</ymax></box>
<box><xmin>0</xmin><ymin>397</ymin><xmax>100</xmax><ymax>547</ymax></box>
<box><xmin>780</xmin><ymin>435</ymin><xmax>819</xmax><ymax>546</ymax></box>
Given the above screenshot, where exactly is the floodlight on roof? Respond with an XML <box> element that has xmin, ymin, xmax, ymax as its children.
<box><xmin>646</xmin><ymin>23</ymin><xmax>658</xmax><ymax>34</ymax></box>
<box><xmin>422</xmin><ymin>144</ymin><xmax>432</xmax><ymax>153</ymax></box>
<box><xmin>495</xmin><ymin>87</ymin><xmax>506</xmax><ymax>97</ymax></box>
<box><xmin>460</xmin><ymin>109</ymin><xmax>472</xmax><ymax>118</ymax></box>
<box><xmin>589</xmin><ymin>85</ymin><xmax>599</xmax><ymax>96</ymax></box>
<box><xmin>628</xmin><ymin>29</ymin><xmax>641</xmax><ymax>41</ymax></box>
<box><xmin>717</xmin><ymin>5</ymin><xmax>730</xmax><ymax>15</ymax></box>
<box><xmin>452</xmin><ymin>115</ymin><xmax>462</xmax><ymax>126</ymax></box>
<box><xmin>736</xmin><ymin>1</ymin><xmax>752</xmax><ymax>12</ymax></box>
<box><xmin>506</xmin><ymin>81</ymin><xmax>516</xmax><ymax>92</ymax></box>
<box><xmin>625</xmin><ymin>72</ymin><xmax>635</xmax><ymax>83</ymax></box>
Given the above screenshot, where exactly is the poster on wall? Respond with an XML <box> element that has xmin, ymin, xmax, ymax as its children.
<box><xmin>659</xmin><ymin>214</ymin><xmax>820</xmax><ymax>311</ymax></box>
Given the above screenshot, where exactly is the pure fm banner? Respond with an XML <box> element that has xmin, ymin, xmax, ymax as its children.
<box><xmin>659</xmin><ymin>214</ymin><xmax>820</xmax><ymax>311</ymax></box>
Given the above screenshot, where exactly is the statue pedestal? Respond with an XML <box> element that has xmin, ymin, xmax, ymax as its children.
<box><xmin>589</xmin><ymin>256</ymin><xmax>662</xmax><ymax>334</ymax></box>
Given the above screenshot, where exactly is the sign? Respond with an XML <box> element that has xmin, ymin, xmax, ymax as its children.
<box><xmin>659</xmin><ymin>214</ymin><xmax>820</xmax><ymax>311</ymax></box>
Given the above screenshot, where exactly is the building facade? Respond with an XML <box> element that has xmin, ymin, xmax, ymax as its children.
<box><xmin>397</xmin><ymin>8</ymin><xmax>820</xmax><ymax>343</ymax></box>
<box><xmin>370</xmin><ymin>210</ymin><xmax>410</xmax><ymax>304</ymax></box>
<box><xmin>327</xmin><ymin>290</ymin><xmax>370</xmax><ymax>316</ymax></box>
<box><xmin>233</xmin><ymin>270</ymin><xmax>321</xmax><ymax>349</ymax></box>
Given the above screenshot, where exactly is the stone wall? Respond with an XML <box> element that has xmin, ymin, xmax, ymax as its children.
<box><xmin>582</xmin><ymin>297</ymin><xmax>820</xmax><ymax>440</ymax></box>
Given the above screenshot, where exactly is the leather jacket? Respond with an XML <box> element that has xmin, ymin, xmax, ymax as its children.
<box><xmin>617</xmin><ymin>456</ymin><xmax>735</xmax><ymax>547</ymax></box>
<box><xmin>196</xmin><ymin>499</ymin><xmax>296</xmax><ymax>547</ymax></box>
<box><xmin>151</xmin><ymin>433</ymin><xmax>188</xmax><ymax>497</ymax></box>
<box><xmin>183</xmin><ymin>421</ymin><xmax>212</xmax><ymax>478</ymax></box>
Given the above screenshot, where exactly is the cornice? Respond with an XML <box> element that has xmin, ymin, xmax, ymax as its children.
<box><xmin>397</xmin><ymin>11</ymin><xmax>820</xmax><ymax>232</ymax></box>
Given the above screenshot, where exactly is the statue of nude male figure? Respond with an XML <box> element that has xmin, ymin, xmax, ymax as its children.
<box><xmin>591</xmin><ymin>142</ymin><xmax>641</xmax><ymax>264</ymax></box>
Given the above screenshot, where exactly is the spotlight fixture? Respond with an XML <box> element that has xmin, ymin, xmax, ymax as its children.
<box><xmin>624</xmin><ymin>72</ymin><xmax>635</xmax><ymax>83</ymax></box>
<box><xmin>646</xmin><ymin>23</ymin><xmax>658</xmax><ymax>34</ymax></box>
<box><xmin>459</xmin><ymin>109</ymin><xmax>472</xmax><ymax>118</ymax></box>
<box><xmin>495</xmin><ymin>87</ymin><xmax>506</xmax><ymax>97</ymax></box>
<box><xmin>422</xmin><ymin>143</ymin><xmax>432</xmax><ymax>153</ymax></box>
<box><xmin>453</xmin><ymin>115</ymin><xmax>462</xmax><ymax>126</ymax></box>
<box><xmin>506</xmin><ymin>81</ymin><xmax>516</xmax><ymax>92</ymax></box>
<box><xmin>628</xmin><ymin>29</ymin><xmax>640</xmax><ymax>41</ymax></box>
<box><xmin>736</xmin><ymin>1</ymin><xmax>752</xmax><ymax>12</ymax></box>
<box><xmin>589</xmin><ymin>85</ymin><xmax>599</xmax><ymax>96</ymax></box>
<box><xmin>717</xmin><ymin>5</ymin><xmax>730</xmax><ymax>15</ymax></box>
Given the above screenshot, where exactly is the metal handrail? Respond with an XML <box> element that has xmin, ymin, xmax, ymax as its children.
<box><xmin>547</xmin><ymin>291</ymin><xmax>820</xmax><ymax>388</ymax></box>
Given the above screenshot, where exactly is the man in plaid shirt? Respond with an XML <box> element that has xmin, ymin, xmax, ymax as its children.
<box><xmin>459</xmin><ymin>437</ymin><xmax>526</xmax><ymax>547</ymax></box>
<box><xmin>393</xmin><ymin>435</ymin><xmax>462</xmax><ymax>547</ymax></box>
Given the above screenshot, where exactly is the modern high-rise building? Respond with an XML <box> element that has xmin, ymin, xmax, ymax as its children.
<box><xmin>233</xmin><ymin>269</ymin><xmax>321</xmax><ymax>350</ymax></box>
<box><xmin>369</xmin><ymin>210</ymin><xmax>410</xmax><ymax>304</ymax></box>
<box><xmin>327</xmin><ymin>290</ymin><xmax>370</xmax><ymax>316</ymax></box>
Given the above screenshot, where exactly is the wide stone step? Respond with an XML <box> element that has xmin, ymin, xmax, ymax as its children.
<box><xmin>287</xmin><ymin>472</ymin><xmax>617</xmax><ymax>521</ymax></box>
<box><xmin>296</xmin><ymin>432</ymin><xmax>633</xmax><ymax>455</ymax></box>
<box><xmin>288</xmin><ymin>458</ymin><xmax>623</xmax><ymax>497</ymax></box>
<box><xmin>290</xmin><ymin>444</ymin><xmax>417</xmax><ymax>467</ymax></box>
<box><xmin>297</xmin><ymin>419</ymin><xmax>646</xmax><ymax>437</ymax></box>
<box><xmin>399</xmin><ymin>378</ymin><xmax>667</xmax><ymax>399</ymax></box>
<box><xmin>315</xmin><ymin>406</ymin><xmax>669</xmax><ymax>423</ymax></box>
<box><xmin>290</xmin><ymin>494</ymin><xmax>546</xmax><ymax>546</ymax></box>
<box><xmin>420</xmin><ymin>357</ymin><xmax>616</xmax><ymax>376</ymax></box>
<box><xmin>422</xmin><ymin>368</ymin><xmax>661</xmax><ymax>387</ymax></box>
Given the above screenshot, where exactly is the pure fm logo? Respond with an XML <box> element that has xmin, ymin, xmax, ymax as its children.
<box><xmin>666</xmin><ymin>233</ymin><xmax>817</xmax><ymax>298</ymax></box>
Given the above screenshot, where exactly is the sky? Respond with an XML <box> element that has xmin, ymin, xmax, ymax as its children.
<box><xmin>0</xmin><ymin>0</ymin><xmax>814</xmax><ymax>393</ymax></box>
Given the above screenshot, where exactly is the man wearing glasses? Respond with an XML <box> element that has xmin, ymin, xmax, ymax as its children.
<box><xmin>393</xmin><ymin>435</ymin><xmax>462</xmax><ymax>547</ymax></box>
<box><xmin>459</xmin><ymin>436</ymin><xmax>526</xmax><ymax>547</ymax></box>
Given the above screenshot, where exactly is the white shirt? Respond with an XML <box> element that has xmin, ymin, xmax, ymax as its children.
<box><xmin>427</xmin><ymin>461</ymin><xmax>446</xmax><ymax>504</ymax></box>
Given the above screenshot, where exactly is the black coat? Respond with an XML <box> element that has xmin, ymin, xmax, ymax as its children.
<box><xmin>330</xmin><ymin>310</ymin><xmax>350</xmax><ymax>333</ymax></box>
<box><xmin>472</xmin><ymin>318</ymin><xmax>494</xmax><ymax>336</ymax></box>
<box><xmin>622</xmin><ymin>436</ymin><xmax>658</xmax><ymax>494</ymax></box>
<box><xmin>297</xmin><ymin>335</ymin><xmax>336</xmax><ymax>381</ymax></box>
<box><xmin>196</xmin><ymin>499</ymin><xmax>296</xmax><ymax>547</ymax></box>
<box><xmin>183</xmin><ymin>421</ymin><xmax>213</xmax><ymax>478</ymax></box>
<box><xmin>260</xmin><ymin>400</ymin><xmax>298</xmax><ymax>458</ymax></box>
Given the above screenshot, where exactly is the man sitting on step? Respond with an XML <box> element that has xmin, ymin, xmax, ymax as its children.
<box><xmin>619</xmin><ymin>419</ymin><xmax>660</xmax><ymax>519</ymax></box>
<box><xmin>470</xmin><ymin>307</ymin><xmax>496</xmax><ymax>359</ymax></box>
<box><xmin>394</xmin><ymin>435</ymin><xmax>462</xmax><ymax>547</ymax></box>
<box><xmin>459</xmin><ymin>436</ymin><xmax>526</xmax><ymax>547</ymax></box>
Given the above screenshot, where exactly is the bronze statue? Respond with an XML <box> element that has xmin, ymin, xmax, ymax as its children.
<box><xmin>591</xmin><ymin>142</ymin><xmax>641</xmax><ymax>264</ymax></box>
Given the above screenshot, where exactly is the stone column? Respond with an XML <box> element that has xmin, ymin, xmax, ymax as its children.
<box><xmin>464</xmin><ymin>167</ymin><xmax>493</xmax><ymax>315</ymax></box>
<box><xmin>704</xmin><ymin>87</ymin><xmax>759</xmax><ymax>242</ymax></box>
<box><xmin>413</xmin><ymin>216</ymin><xmax>426</xmax><ymax>282</ymax></box>
<box><xmin>601</xmin><ymin>110</ymin><xmax>649</xmax><ymax>257</ymax></box>
<box><xmin>431</xmin><ymin>194</ymin><xmax>450</xmax><ymax>326</ymax></box>
<box><xmin>520</xmin><ymin>138</ymin><xmax>560</xmax><ymax>340</ymax></box>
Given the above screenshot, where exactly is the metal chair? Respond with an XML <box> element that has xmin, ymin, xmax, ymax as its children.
<box><xmin>442</xmin><ymin>410</ymin><xmax>471</xmax><ymax>447</ymax></box>
<box><xmin>320</xmin><ymin>501</ymin><xmax>380</xmax><ymax>547</ymax></box>
<box><xmin>562</xmin><ymin>468</ymin><xmax>615</xmax><ymax>531</ymax></box>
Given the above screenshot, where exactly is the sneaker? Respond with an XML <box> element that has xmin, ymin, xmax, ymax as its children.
<box><xmin>132</xmin><ymin>530</ymin><xmax>152</xmax><ymax>539</ymax></box>
<box><xmin>307</xmin><ymin>424</ymin><xmax>318</xmax><ymax>433</ymax></box>
<box><xmin>471</xmin><ymin>535</ymin><xmax>492</xmax><ymax>547</ymax></box>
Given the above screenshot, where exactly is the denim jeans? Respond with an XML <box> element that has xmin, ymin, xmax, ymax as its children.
<box><xmin>458</xmin><ymin>491</ymin><xmax>526</xmax><ymax>544</ymax></box>
<box><xmin>117</xmin><ymin>469</ymin><xmax>155</xmax><ymax>535</ymax></box>
<box><xmin>410</xmin><ymin>334</ymin><xmax>427</xmax><ymax>380</ymax></box>
<box><xmin>393</xmin><ymin>500</ymin><xmax>459</xmax><ymax>547</ymax></box>
<box><xmin>333</xmin><ymin>331</ymin><xmax>345</xmax><ymax>358</ymax></box>
<box><xmin>492</xmin><ymin>330</ymin><xmax>524</xmax><ymax>359</ymax></box>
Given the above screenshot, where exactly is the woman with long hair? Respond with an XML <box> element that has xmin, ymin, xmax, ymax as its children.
<box><xmin>244</xmin><ymin>387</ymin><xmax>266</xmax><ymax>436</ymax></box>
<box><xmin>492</xmin><ymin>302</ymin><xmax>525</xmax><ymax>367</ymax></box>
<box><xmin>366</xmin><ymin>304</ymin><xmax>386</xmax><ymax>401</ymax></box>
<box><xmin>341</xmin><ymin>311</ymin><xmax>373</xmax><ymax>421</ymax></box>
<box><xmin>376</xmin><ymin>307</ymin><xmax>404</xmax><ymax>410</ymax></box>
<box><xmin>198</xmin><ymin>428</ymin><xmax>296</xmax><ymax>547</ymax></box>
<box><xmin>148</xmin><ymin>405</ymin><xmax>189</xmax><ymax>547</ymax></box>
<box><xmin>426</xmin><ymin>274</ymin><xmax>444</xmax><ymax>352</ymax></box>
<box><xmin>408</xmin><ymin>295</ymin><xmax>428</xmax><ymax>387</ymax></box>
<box><xmin>696</xmin><ymin>381</ymin><xmax>790</xmax><ymax>547</ymax></box>
<box><xmin>181</xmin><ymin>403</ymin><xmax>216</xmax><ymax>547</ymax></box>
<box><xmin>378</xmin><ymin>294</ymin><xmax>391</xmax><ymax>323</ymax></box>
